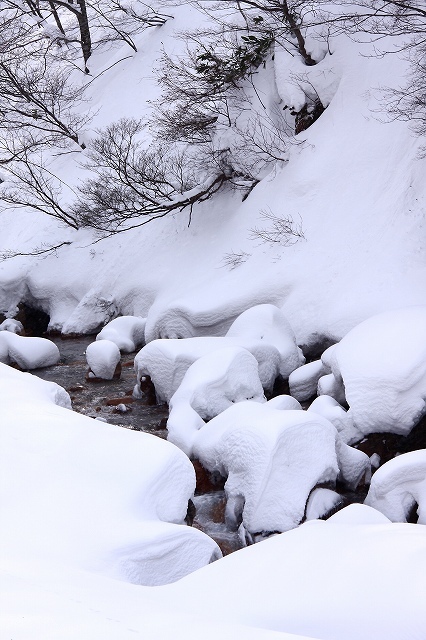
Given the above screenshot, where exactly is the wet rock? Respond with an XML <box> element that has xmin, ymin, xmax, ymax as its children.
<box><xmin>106</xmin><ymin>396</ymin><xmax>135</xmax><ymax>406</ymax></box>
<box><xmin>192</xmin><ymin>459</ymin><xmax>225</xmax><ymax>495</ymax></box>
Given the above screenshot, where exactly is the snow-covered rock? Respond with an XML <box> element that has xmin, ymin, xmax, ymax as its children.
<box><xmin>0</xmin><ymin>318</ymin><xmax>23</xmax><ymax>334</ymax></box>
<box><xmin>365</xmin><ymin>450</ymin><xmax>426</xmax><ymax>523</ymax></box>
<box><xmin>308</xmin><ymin>395</ymin><xmax>362</xmax><ymax>444</ymax></box>
<box><xmin>0</xmin><ymin>363</ymin><xmax>220</xmax><ymax>588</ymax></box>
<box><xmin>329</xmin><ymin>306</ymin><xmax>426</xmax><ymax>437</ymax></box>
<box><xmin>0</xmin><ymin>332</ymin><xmax>60</xmax><ymax>369</ymax></box>
<box><xmin>266</xmin><ymin>394</ymin><xmax>302</xmax><ymax>410</ymax></box>
<box><xmin>317</xmin><ymin>372</ymin><xmax>346</xmax><ymax>405</ymax></box>
<box><xmin>135</xmin><ymin>336</ymin><xmax>281</xmax><ymax>403</ymax></box>
<box><xmin>193</xmin><ymin>402</ymin><xmax>369</xmax><ymax>534</ymax></box>
<box><xmin>167</xmin><ymin>346</ymin><xmax>266</xmax><ymax>456</ymax></box>
<box><xmin>305</xmin><ymin>488</ymin><xmax>342</xmax><ymax>521</ymax></box>
<box><xmin>225</xmin><ymin>304</ymin><xmax>305</xmax><ymax>378</ymax></box>
<box><xmin>86</xmin><ymin>339</ymin><xmax>121</xmax><ymax>380</ymax></box>
<box><xmin>96</xmin><ymin>315</ymin><xmax>146</xmax><ymax>353</ymax></box>
<box><xmin>289</xmin><ymin>359</ymin><xmax>327</xmax><ymax>401</ymax></box>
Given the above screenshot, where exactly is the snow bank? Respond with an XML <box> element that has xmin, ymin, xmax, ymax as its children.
<box><xmin>86</xmin><ymin>339</ymin><xmax>121</xmax><ymax>379</ymax></box>
<box><xmin>0</xmin><ymin>364</ymin><xmax>220</xmax><ymax>587</ymax></box>
<box><xmin>135</xmin><ymin>336</ymin><xmax>281</xmax><ymax>403</ymax></box>
<box><xmin>365</xmin><ymin>450</ymin><xmax>426</xmax><ymax>523</ymax></box>
<box><xmin>96</xmin><ymin>315</ymin><xmax>146</xmax><ymax>353</ymax></box>
<box><xmin>225</xmin><ymin>304</ymin><xmax>305</xmax><ymax>378</ymax></box>
<box><xmin>0</xmin><ymin>332</ymin><xmax>60</xmax><ymax>369</ymax></box>
<box><xmin>330</xmin><ymin>306</ymin><xmax>426</xmax><ymax>437</ymax></box>
<box><xmin>167</xmin><ymin>346</ymin><xmax>266</xmax><ymax>456</ymax></box>
<box><xmin>308</xmin><ymin>395</ymin><xmax>361</xmax><ymax>444</ymax></box>
<box><xmin>193</xmin><ymin>402</ymin><xmax>369</xmax><ymax>534</ymax></box>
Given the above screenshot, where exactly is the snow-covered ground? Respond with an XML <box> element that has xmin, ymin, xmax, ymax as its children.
<box><xmin>1</xmin><ymin>2</ymin><xmax>426</xmax><ymax>638</ymax></box>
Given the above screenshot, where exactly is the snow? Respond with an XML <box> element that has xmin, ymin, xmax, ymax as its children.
<box><xmin>0</xmin><ymin>317</ymin><xmax>23</xmax><ymax>333</ymax></box>
<box><xmin>308</xmin><ymin>395</ymin><xmax>361</xmax><ymax>444</ymax></box>
<box><xmin>86</xmin><ymin>339</ymin><xmax>121</xmax><ymax>379</ymax></box>
<box><xmin>96</xmin><ymin>315</ymin><xmax>146</xmax><ymax>353</ymax></box>
<box><xmin>225</xmin><ymin>304</ymin><xmax>305</xmax><ymax>378</ymax></box>
<box><xmin>167</xmin><ymin>346</ymin><xmax>266</xmax><ymax>456</ymax></box>
<box><xmin>365</xmin><ymin>450</ymin><xmax>426</xmax><ymax>524</ymax></box>
<box><xmin>289</xmin><ymin>359</ymin><xmax>327</xmax><ymax>401</ymax></box>
<box><xmin>305</xmin><ymin>488</ymin><xmax>342</xmax><ymax>520</ymax></box>
<box><xmin>0</xmin><ymin>332</ymin><xmax>60</xmax><ymax>369</ymax></box>
<box><xmin>329</xmin><ymin>306</ymin><xmax>426</xmax><ymax>437</ymax></box>
<box><xmin>135</xmin><ymin>336</ymin><xmax>281</xmax><ymax>403</ymax></box>
<box><xmin>0</xmin><ymin>364</ymin><xmax>220</xmax><ymax>588</ymax></box>
<box><xmin>193</xmin><ymin>402</ymin><xmax>368</xmax><ymax>534</ymax></box>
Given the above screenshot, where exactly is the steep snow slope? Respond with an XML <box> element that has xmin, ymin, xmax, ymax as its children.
<box><xmin>0</xmin><ymin>3</ymin><xmax>425</xmax><ymax>347</ymax></box>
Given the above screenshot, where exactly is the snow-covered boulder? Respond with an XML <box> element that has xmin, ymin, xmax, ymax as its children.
<box><xmin>86</xmin><ymin>339</ymin><xmax>121</xmax><ymax>380</ymax></box>
<box><xmin>135</xmin><ymin>336</ymin><xmax>281</xmax><ymax>403</ymax></box>
<box><xmin>308</xmin><ymin>395</ymin><xmax>362</xmax><ymax>444</ymax></box>
<box><xmin>0</xmin><ymin>318</ymin><xmax>23</xmax><ymax>334</ymax></box>
<box><xmin>289</xmin><ymin>359</ymin><xmax>327</xmax><ymax>401</ymax></box>
<box><xmin>317</xmin><ymin>372</ymin><xmax>346</xmax><ymax>405</ymax></box>
<box><xmin>365</xmin><ymin>450</ymin><xmax>426</xmax><ymax>523</ymax></box>
<box><xmin>167</xmin><ymin>347</ymin><xmax>266</xmax><ymax>455</ymax></box>
<box><xmin>226</xmin><ymin>304</ymin><xmax>305</xmax><ymax>378</ymax></box>
<box><xmin>193</xmin><ymin>402</ymin><xmax>369</xmax><ymax>534</ymax></box>
<box><xmin>96</xmin><ymin>315</ymin><xmax>146</xmax><ymax>353</ymax></box>
<box><xmin>266</xmin><ymin>394</ymin><xmax>302</xmax><ymax>410</ymax></box>
<box><xmin>0</xmin><ymin>363</ymin><xmax>220</xmax><ymax>588</ymax></box>
<box><xmin>0</xmin><ymin>332</ymin><xmax>60</xmax><ymax>369</ymax></box>
<box><xmin>305</xmin><ymin>488</ymin><xmax>342</xmax><ymax>521</ymax></box>
<box><xmin>329</xmin><ymin>307</ymin><xmax>426</xmax><ymax>437</ymax></box>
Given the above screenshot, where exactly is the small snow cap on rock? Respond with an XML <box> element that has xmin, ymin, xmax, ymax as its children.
<box><xmin>96</xmin><ymin>315</ymin><xmax>146</xmax><ymax>353</ymax></box>
<box><xmin>0</xmin><ymin>318</ymin><xmax>24</xmax><ymax>334</ymax></box>
<box><xmin>86</xmin><ymin>340</ymin><xmax>121</xmax><ymax>380</ymax></box>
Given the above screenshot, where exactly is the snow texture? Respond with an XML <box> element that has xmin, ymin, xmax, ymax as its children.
<box><xmin>167</xmin><ymin>346</ymin><xmax>266</xmax><ymax>456</ymax></box>
<box><xmin>135</xmin><ymin>336</ymin><xmax>281</xmax><ymax>403</ymax></box>
<box><xmin>289</xmin><ymin>359</ymin><xmax>327</xmax><ymax>401</ymax></box>
<box><xmin>225</xmin><ymin>304</ymin><xmax>305</xmax><ymax>378</ymax></box>
<box><xmin>86</xmin><ymin>339</ymin><xmax>121</xmax><ymax>379</ymax></box>
<box><xmin>193</xmin><ymin>402</ymin><xmax>368</xmax><ymax>534</ymax></box>
<box><xmin>0</xmin><ymin>318</ymin><xmax>23</xmax><ymax>333</ymax></box>
<box><xmin>0</xmin><ymin>332</ymin><xmax>60</xmax><ymax>369</ymax></box>
<box><xmin>308</xmin><ymin>395</ymin><xmax>361</xmax><ymax>444</ymax></box>
<box><xmin>365</xmin><ymin>450</ymin><xmax>426</xmax><ymax>524</ymax></box>
<box><xmin>96</xmin><ymin>315</ymin><xmax>146</xmax><ymax>353</ymax></box>
<box><xmin>0</xmin><ymin>364</ymin><xmax>220</xmax><ymax>589</ymax></box>
<box><xmin>330</xmin><ymin>307</ymin><xmax>426</xmax><ymax>437</ymax></box>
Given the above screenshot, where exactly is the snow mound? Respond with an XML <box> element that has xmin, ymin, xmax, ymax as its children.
<box><xmin>317</xmin><ymin>372</ymin><xmax>346</xmax><ymax>405</ymax></box>
<box><xmin>266</xmin><ymin>394</ymin><xmax>302</xmax><ymax>410</ymax></box>
<box><xmin>365</xmin><ymin>450</ymin><xmax>426</xmax><ymax>523</ymax></box>
<box><xmin>330</xmin><ymin>306</ymin><xmax>426</xmax><ymax>437</ymax></box>
<box><xmin>289</xmin><ymin>359</ymin><xmax>327</xmax><ymax>401</ymax></box>
<box><xmin>225</xmin><ymin>304</ymin><xmax>305</xmax><ymax>378</ymax></box>
<box><xmin>0</xmin><ymin>364</ymin><xmax>220</xmax><ymax>587</ymax></box>
<box><xmin>86</xmin><ymin>339</ymin><xmax>121</xmax><ymax>379</ymax></box>
<box><xmin>96</xmin><ymin>315</ymin><xmax>146</xmax><ymax>353</ymax></box>
<box><xmin>193</xmin><ymin>402</ymin><xmax>369</xmax><ymax>534</ymax></box>
<box><xmin>308</xmin><ymin>395</ymin><xmax>361</xmax><ymax>444</ymax></box>
<box><xmin>0</xmin><ymin>318</ymin><xmax>23</xmax><ymax>334</ymax></box>
<box><xmin>135</xmin><ymin>336</ymin><xmax>281</xmax><ymax>403</ymax></box>
<box><xmin>61</xmin><ymin>288</ymin><xmax>118</xmax><ymax>336</ymax></box>
<box><xmin>0</xmin><ymin>332</ymin><xmax>60</xmax><ymax>369</ymax></box>
<box><xmin>305</xmin><ymin>488</ymin><xmax>342</xmax><ymax>520</ymax></box>
<box><xmin>167</xmin><ymin>346</ymin><xmax>266</xmax><ymax>455</ymax></box>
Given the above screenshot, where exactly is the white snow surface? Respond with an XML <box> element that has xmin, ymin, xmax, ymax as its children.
<box><xmin>308</xmin><ymin>395</ymin><xmax>361</xmax><ymax>444</ymax></box>
<box><xmin>225</xmin><ymin>304</ymin><xmax>305</xmax><ymax>377</ymax></box>
<box><xmin>0</xmin><ymin>332</ymin><xmax>60</xmax><ymax>369</ymax></box>
<box><xmin>96</xmin><ymin>315</ymin><xmax>146</xmax><ymax>353</ymax></box>
<box><xmin>1</xmin><ymin>361</ymin><xmax>425</xmax><ymax>639</ymax></box>
<box><xmin>0</xmin><ymin>317</ymin><xmax>23</xmax><ymax>333</ymax></box>
<box><xmin>193</xmin><ymin>402</ymin><xmax>368</xmax><ymax>533</ymax></box>
<box><xmin>86</xmin><ymin>339</ymin><xmax>121</xmax><ymax>379</ymax></box>
<box><xmin>167</xmin><ymin>346</ymin><xmax>266</xmax><ymax>456</ymax></box>
<box><xmin>0</xmin><ymin>364</ymin><xmax>220</xmax><ymax>589</ymax></box>
<box><xmin>289</xmin><ymin>359</ymin><xmax>327</xmax><ymax>401</ymax></box>
<box><xmin>365</xmin><ymin>450</ymin><xmax>426</xmax><ymax>524</ymax></box>
<box><xmin>330</xmin><ymin>306</ymin><xmax>426</xmax><ymax>437</ymax></box>
<box><xmin>135</xmin><ymin>336</ymin><xmax>281</xmax><ymax>403</ymax></box>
